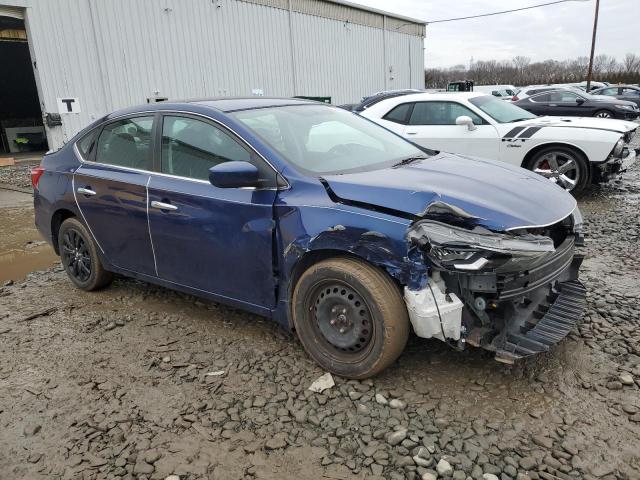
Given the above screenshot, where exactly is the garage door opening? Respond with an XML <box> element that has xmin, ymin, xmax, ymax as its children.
<box><xmin>0</xmin><ymin>15</ymin><xmax>47</xmax><ymax>157</ymax></box>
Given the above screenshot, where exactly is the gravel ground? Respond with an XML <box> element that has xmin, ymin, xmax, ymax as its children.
<box><xmin>1</xmin><ymin>135</ymin><xmax>640</xmax><ymax>480</ymax></box>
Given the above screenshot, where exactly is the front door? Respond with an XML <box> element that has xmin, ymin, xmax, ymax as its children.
<box><xmin>402</xmin><ymin>101</ymin><xmax>500</xmax><ymax>159</ymax></box>
<box><xmin>147</xmin><ymin>114</ymin><xmax>278</xmax><ymax>309</ymax></box>
<box><xmin>73</xmin><ymin>115</ymin><xmax>156</xmax><ymax>276</ymax></box>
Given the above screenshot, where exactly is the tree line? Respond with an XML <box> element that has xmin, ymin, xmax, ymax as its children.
<box><xmin>424</xmin><ymin>53</ymin><xmax>640</xmax><ymax>88</ymax></box>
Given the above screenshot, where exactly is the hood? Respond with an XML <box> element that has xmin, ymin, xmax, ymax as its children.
<box><xmin>322</xmin><ymin>152</ymin><xmax>577</xmax><ymax>232</ymax></box>
<box><xmin>516</xmin><ymin>116</ymin><xmax>637</xmax><ymax>134</ymax></box>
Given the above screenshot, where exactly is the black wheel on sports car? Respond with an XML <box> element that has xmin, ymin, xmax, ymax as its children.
<box><xmin>58</xmin><ymin>217</ymin><xmax>113</xmax><ymax>291</ymax></box>
<box><xmin>292</xmin><ymin>257</ymin><xmax>409</xmax><ymax>379</ymax></box>
<box><xmin>594</xmin><ymin>109</ymin><xmax>613</xmax><ymax>119</ymax></box>
<box><xmin>525</xmin><ymin>146</ymin><xmax>590</xmax><ymax>195</ymax></box>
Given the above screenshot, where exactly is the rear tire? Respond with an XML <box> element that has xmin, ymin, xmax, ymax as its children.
<box><xmin>594</xmin><ymin>109</ymin><xmax>613</xmax><ymax>118</ymax></box>
<box><xmin>58</xmin><ymin>218</ymin><xmax>113</xmax><ymax>291</ymax></box>
<box><xmin>292</xmin><ymin>257</ymin><xmax>409</xmax><ymax>379</ymax></box>
<box><xmin>525</xmin><ymin>146</ymin><xmax>590</xmax><ymax>195</ymax></box>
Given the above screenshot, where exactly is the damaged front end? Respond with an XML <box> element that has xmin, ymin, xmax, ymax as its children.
<box><xmin>405</xmin><ymin>209</ymin><xmax>586</xmax><ymax>363</ymax></box>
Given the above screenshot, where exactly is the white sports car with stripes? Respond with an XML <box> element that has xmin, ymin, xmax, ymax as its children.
<box><xmin>358</xmin><ymin>92</ymin><xmax>638</xmax><ymax>194</ymax></box>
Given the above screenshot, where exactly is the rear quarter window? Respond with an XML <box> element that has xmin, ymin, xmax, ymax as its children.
<box><xmin>76</xmin><ymin>129</ymin><xmax>99</xmax><ymax>161</ymax></box>
<box><xmin>383</xmin><ymin>103</ymin><xmax>412</xmax><ymax>124</ymax></box>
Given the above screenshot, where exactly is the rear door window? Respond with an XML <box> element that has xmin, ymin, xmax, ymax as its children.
<box><xmin>95</xmin><ymin>117</ymin><xmax>154</xmax><ymax>170</ymax></box>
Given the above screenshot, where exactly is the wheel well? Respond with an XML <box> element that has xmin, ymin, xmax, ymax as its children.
<box><xmin>287</xmin><ymin>249</ymin><xmax>403</xmax><ymax>320</ymax></box>
<box><xmin>521</xmin><ymin>142</ymin><xmax>589</xmax><ymax>170</ymax></box>
<box><xmin>51</xmin><ymin>209</ymin><xmax>76</xmax><ymax>254</ymax></box>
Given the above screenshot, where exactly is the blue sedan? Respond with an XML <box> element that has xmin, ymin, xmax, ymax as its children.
<box><xmin>32</xmin><ymin>98</ymin><xmax>586</xmax><ymax>378</ymax></box>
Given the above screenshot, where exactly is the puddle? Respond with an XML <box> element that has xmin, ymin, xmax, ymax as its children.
<box><xmin>0</xmin><ymin>244</ymin><xmax>58</xmax><ymax>283</ymax></box>
<box><xmin>0</xmin><ymin>204</ymin><xmax>59</xmax><ymax>283</ymax></box>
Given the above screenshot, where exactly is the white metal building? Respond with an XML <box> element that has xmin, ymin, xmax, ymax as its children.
<box><xmin>0</xmin><ymin>0</ymin><xmax>425</xmax><ymax>151</ymax></box>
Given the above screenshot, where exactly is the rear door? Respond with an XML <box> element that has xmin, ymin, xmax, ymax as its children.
<box><xmin>620</xmin><ymin>87</ymin><xmax>640</xmax><ymax>107</ymax></box>
<box><xmin>73</xmin><ymin>115</ymin><xmax>156</xmax><ymax>276</ymax></box>
<box><xmin>400</xmin><ymin>101</ymin><xmax>500</xmax><ymax>159</ymax></box>
<box><xmin>147</xmin><ymin>114</ymin><xmax>278</xmax><ymax>309</ymax></box>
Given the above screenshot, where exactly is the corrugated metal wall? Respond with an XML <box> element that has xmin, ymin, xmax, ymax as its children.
<box><xmin>2</xmin><ymin>0</ymin><xmax>424</xmax><ymax>148</ymax></box>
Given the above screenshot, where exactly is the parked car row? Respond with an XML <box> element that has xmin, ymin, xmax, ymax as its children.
<box><xmin>30</xmin><ymin>90</ymin><xmax>635</xmax><ymax>378</ymax></box>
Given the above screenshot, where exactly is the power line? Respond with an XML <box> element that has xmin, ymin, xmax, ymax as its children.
<box><xmin>426</xmin><ymin>0</ymin><xmax>590</xmax><ymax>24</ymax></box>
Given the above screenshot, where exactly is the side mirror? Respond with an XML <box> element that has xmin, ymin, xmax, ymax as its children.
<box><xmin>576</xmin><ymin>97</ymin><xmax>585</xmax><ymax>105</ymax></box>
<box><xmin>455</xmin><ymin>115</ymin><xmax>477</xmax><ymax>131</ymax></box>
<box><xmin>209</xmin><ymin>161</ymin><xmax>259</xmax><ymax>188</ymax></box>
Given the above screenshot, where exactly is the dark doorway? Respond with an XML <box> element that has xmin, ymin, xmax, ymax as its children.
<box><xmin>0</xmin><ymin>16</ymin><xmax>47</xmax><ymax>155</ymax></box>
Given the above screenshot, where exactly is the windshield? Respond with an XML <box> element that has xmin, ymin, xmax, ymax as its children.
<box><xmin>232</xmin><ymin>105</ymin><xmax>428</xmax><ymax>175</ymax></box>
<box><xmin>469</xmin><ymin>95</ymin><xmax>537</xmax><ymax>123</ymax></box>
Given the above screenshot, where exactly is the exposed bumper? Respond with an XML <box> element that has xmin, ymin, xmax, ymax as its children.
<box><xmin>596</xmin><ymin>147</ymin><xmax>637</xmax><ymax>180</ymax></box>
<box><xmin>494</xmin><ymin>279</ymin><xmax>586</xmax><ymax>363</ymax></box>
<box><xmin>437</xmin><ymin>238</ymin><xmax>584</xmax><ymax>362</ymax></box>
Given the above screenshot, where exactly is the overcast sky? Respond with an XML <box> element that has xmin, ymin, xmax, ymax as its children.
<box><xmin>355</xmin><ymin>0</ymin><xmax>639</xmax><ymax>68</ymax></box>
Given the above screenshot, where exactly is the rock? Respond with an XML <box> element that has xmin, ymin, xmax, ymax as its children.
<box><xmin>532</xmin><ymin>434</ymin><xmax>553</xmax><ymax>449</ymax></box>
<box><xmin>396</xmin><ymin>455</ymin><xmax>414</xmax><ymax>467</ymax></box>
<box><xmin>143</xmin><ymin>450</ymin><xmax>161</xmax><ymax>464</ymax></box>
<box><xmin>105</xmin><ymin>321</ymin><xmax>117</xmax><ymax>331</ymax></box>
<box><xmin>389</xmin><ymin>399</ymin><xmax>407</xmax><ymax>409</ymax></box>
<box><xmin>606</xmin><ymin>381</ymin><xmax>623</xmax><ymax>390</ymax></box>
<box><xmin>23</xmin><ymin>424</ymin><xmax>41</xmax><ymax>436</ymax></box>
<box><xmin>619</xmin><ymin>373</ymin><xmax>634</xmax><ymax>386</ymax></box>
<box><xmin>422</xmin><ymin>473</ymin><xmax>437</xmax><ymax>480</ymax></box>
<box><xmin>265</xmin><ymin>434</ymin><xmax>287</xmax><ymax>450</ymax></box>
<box><xmin>482</xmin><ymin>475</ymin><xmax>499</xmax><ymax>480</ymax></box>
<box><xmin>165</xmin><ymin>476</ymin><xmax>180</xmax><ymax>480</ymax></box>
<box><xmin>436</xmin><ymin>458</ymin><xmax>453</xmax><ymax>476</ymax></box>
<box><xmin>387</xmin><ymin>430</ymin><xmax>408</xmax><ymax>446</ymax></box>
<box><xmin>133</xmin><ymin>460</ymin><xmax>154</xmax><ymax>475</ymax></box>
<box><xmin>519</xmin><ymin>456</ymin><xmax>536</xmax><ymax>470</ymax></box>
<box><xmin>309</xmin><ymin>373</ymin><xmax>335</xmax><ymax>393</ymax></box>
<box><xmin>375</xmin><ymin>393</ymin><xmax>388</xmax><ymax>405</ymax></box>
<box><xmin>252</xmin><ymin>396</ymin><xmax>267</xmax><ymax>407</ymax></box>
<box><xmin>413</xmin><ymin>455</ymin><xmax>432</xmax><ymax>467</ymax></box>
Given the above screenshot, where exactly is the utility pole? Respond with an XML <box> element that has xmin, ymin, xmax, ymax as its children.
<box><xmin>585</xmin><ymin>0</ymin><xmax>600</xmax><ymax>91</ymax></box>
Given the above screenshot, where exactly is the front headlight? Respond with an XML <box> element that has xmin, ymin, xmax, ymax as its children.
<box><xmin>615</xmin><ymin>104</ymin><xmax>633</xmax><ymax>110</ymax></box>
<box><xmin>612</xmin><ymin>138</ymin><xmax>625</xmax><ymax>157</ymax></box>
<box><xmin>408</xmin><ymin>221</ymin><xmax>555</xmax><ymax>271</ymax></box>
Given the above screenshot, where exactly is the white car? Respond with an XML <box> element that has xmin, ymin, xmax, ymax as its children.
<box><xmin>359</xmin><ymin>92</ymin><xmax>638</xmax><ymax>194</ymax></box>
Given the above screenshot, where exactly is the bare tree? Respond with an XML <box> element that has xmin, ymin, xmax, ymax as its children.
<box><xmin>423</xmin><ymin>53</ymin><xmax>640</xmax><ymax>88</ymax></box>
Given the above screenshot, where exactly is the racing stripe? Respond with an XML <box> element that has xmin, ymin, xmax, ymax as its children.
<box><xmin>518</xmin><ymin>126</ymin><xmax>542</xmax><ymax>138</ymax></box>
<box><xmin>503</xmin><ymin>126</ymin><xmax>527</xmax><ymax>138</ymax></box>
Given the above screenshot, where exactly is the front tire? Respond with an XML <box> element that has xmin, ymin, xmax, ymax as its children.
<box><xmin>292</xmin><ymin>257</ymin><xmax>409</xmax><ymax>379</ymax></box>
<box><xmin>594</xmin><ymin>109</ymin><xmax>613</xmax><ymax>118</ymax></box>
<box><xmin>525</xmin><ymin>146</ymin><xmax>590</xmax><ymax>195</ymax></box>
<box><xmin>58</xmin><ymin>218</ymin><xmax>113</xmax><ymax>291</ymax></box>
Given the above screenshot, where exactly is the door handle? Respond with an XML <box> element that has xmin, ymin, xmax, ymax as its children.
<box><xmin>406</xmin><ymin>131</ymin><xmax>418</xmax><ymax>135</ymax></box>
<box><xmin>77</xmin><ymin>187</ymin><xmax>96</xmax><ymax>196</ymax></box>
<box><xmin>549</xmin><ymin>104</ymin><xmax>558</xmax><ymax>107</ymax></box>
<box><xmin>150</xmin><ymin>200</ymin><xmax>178</xmax><ymax>211</ymax></box>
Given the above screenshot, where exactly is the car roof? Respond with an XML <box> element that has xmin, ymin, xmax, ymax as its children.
<box><xmin>105</xmin><ymin>97</ymin><xmax>322</xmax><ymax>120</ymax></box>
<box><xmin>376</xmin><ymin>91</ymin><xmax>488</xmax><ymax>103</ymax></box>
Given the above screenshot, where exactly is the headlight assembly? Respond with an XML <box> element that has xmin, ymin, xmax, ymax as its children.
<box><xmin>408</xmin><ymin>221</ymin><xmax>555</xmax><ymax>271</ymax></box>
<box><xmin>612</xmin><ymin>138</ymin><xmax>625</xmax><ymax>157</ymax></box>
<box><xmin>614</xmin><ymin>104</ymin><xmax>633</xmax><ymax>111</ymax></box>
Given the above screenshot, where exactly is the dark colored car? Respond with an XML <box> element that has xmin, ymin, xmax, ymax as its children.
<box><xmin>338</xmin><ymin>89</ymin><xmax>423</xmax><ymax>112</ymax></box>
<box><xmin>515</xmin><ymin>89</ymin><xmax>640</xmax><ymax>119</ymax></box>
<box><xmin>32</xmin><ymin>98</ymin><xmax>586</xmax><ymax>377</ymax></box>
<box><xmin>591</xmin><ymin>85</ymin><xmax>640</xmax><ymax>108</ymax></box>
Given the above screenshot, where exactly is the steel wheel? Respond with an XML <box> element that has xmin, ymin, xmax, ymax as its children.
<box><xmin>312</xmin><ymin>281</ymin><xmax>374</xmax><ymax>357</ymax></box>
<box><xmin>594</xmin><ymin>110</ymin><xmax>613</xmax><ymax>118</ymax></box>
<box><xmin>531</xmin><ymin>151</ymin><xmax>580</xmax><ymax>191</ymax></box>
<box><xmin>61</xmin><ymin>228</ymin><xmax>92</xmax><ymax>282</ymax></box>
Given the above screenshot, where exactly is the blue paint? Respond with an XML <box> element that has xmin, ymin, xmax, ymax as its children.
<box><xmin>34</xmin><ymin>99</ymin><xmax>577</xmax><ymax>332</ymax></box>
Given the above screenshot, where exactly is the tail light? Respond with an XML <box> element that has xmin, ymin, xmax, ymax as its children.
<box><xmin>511</xmin><ymin>95</ymin><xmax>519</xmax><ymax>101</ymax></box>
<box><xmin>30</xmin><ymin>166</ymin><xmax>45</xmax><ymax>189</ymax></box>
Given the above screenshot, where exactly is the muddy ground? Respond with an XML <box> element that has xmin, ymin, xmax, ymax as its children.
<box><xmin>1</xmin><ymin>150</ymin><xmax>639</xmax><ymax>480</ymax></box>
